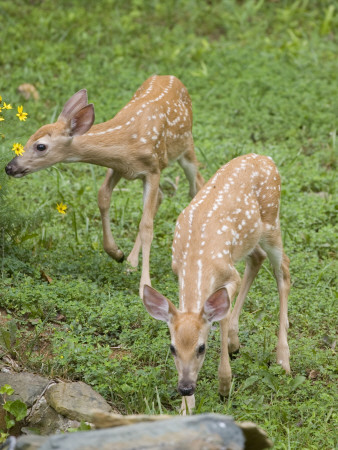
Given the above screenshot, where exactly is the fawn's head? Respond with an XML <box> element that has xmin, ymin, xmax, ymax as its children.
<box><xmin>5</xmin><ymin>90</ymin><xmax>95</xmax><ymax>178</ymax></box>
<box><xmin>143</xmin><ymin>285</ymin><xmax>230</xmax><ymax>396</ymax></box>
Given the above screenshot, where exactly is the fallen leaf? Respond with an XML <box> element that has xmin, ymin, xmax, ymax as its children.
<box><xmin>308</xmin><ymin>369</ymin><xmax>320</xmax><ymax>380</ymax></box>
<box><xmin>18</xmin><ymin>83</ymin><xmax>39</xmax><ymax>100</ymax></box>
<box><xmin>40</xmin><ymin>270</ymin><xmax>53</xmax><ymax>284</ymax></box>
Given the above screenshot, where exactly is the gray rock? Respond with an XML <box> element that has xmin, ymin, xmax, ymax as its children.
<box><xmin>90</xmin><ymin>409</ymin><xmax>172</xmax><ymax>428</ymax></box>
<box><xmin>16</xmin><ymin>414</ymin><xmax>245</xmax><ymax>450</ymax></box>
<box><xmin>8</xmin><ymin>435</ymin><xmax>47</xmax><ymax>450</ymax></box>
<box><xmin>45</xmin><ymin>381</ymin><xmax>111</xmax><ymax>422</ymax></box>
<box><xmin>0</xmin><ymin>372</ymin><xmax>50</xmax><ymax>407</ymax></box>
<box><xmin>25</xmin><ymin>396</ymin><xmax>80</xmax><ymax>435</ymax></box>
<box><xmin>237</xmin><ymin>422</ymin><xmax>273</xmax><ymax>449</ymax></box>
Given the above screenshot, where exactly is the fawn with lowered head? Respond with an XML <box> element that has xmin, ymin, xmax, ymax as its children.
<box><xmin>5</xmin><ymin>75</ymin><xmax>204</xmax><ymax>297</ymax></box>
<box><xmin>143</xmin><ymin>153</ymin><xmax>290</xmax><ymax>413</ymax></box>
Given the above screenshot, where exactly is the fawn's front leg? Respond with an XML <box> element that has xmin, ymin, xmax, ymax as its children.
<box><xmin>98</xmin><ymin>169</ymin><xmax>124</xmax><ymax>262</ymax></box>
<box><xmin>135</xmin><ymin>172</ymin><xmax>161</xmax><ymax>298</ymax></box>
<box><xmin>218</xmin><ymin>314</ymin><xmax>232</xmax><ymax>397</ymax></box>
<box><xmin>180</xmin><ymin>394</ymin><xmax>195</xmax><ymax>416</ymax></box>
<box><xmin>219</xmin><ymin>278</ymin><xmax>240</xmax><ymax>396</ymax></box>
<box><xmin>228</xmin><ymin>246</ymin><xmax>266</xmax><ymax>354</ymax></box>
<box><xmin>128</xmin><ymin>187</ymin><xmax>163</xmax><ymax>269</ymax></box>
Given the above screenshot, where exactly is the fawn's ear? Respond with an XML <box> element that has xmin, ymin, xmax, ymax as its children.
<box><xmin>68</xmin><ymin>104</ymin><xmax>95</xmax><ymax>136</ymax></box>
<box><xmin>58</xmin><ymin>89</ymin><xmax>88</xmax><ymax>122</ymax></box>
<box><xmin>143</xmin><ymin>285</ymin><xmax>177</xmax><ymax>323</ymax></box>
<box><xmin>202</xmin><ymin>288</ymin><xmax>230</xmax><ymax>323</ymax></box>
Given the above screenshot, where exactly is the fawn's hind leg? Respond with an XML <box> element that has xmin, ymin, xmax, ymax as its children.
<box><xmin>261</xmin><ymin>232</ymin><xmax>291</xmax><ymax>373</ymax></box>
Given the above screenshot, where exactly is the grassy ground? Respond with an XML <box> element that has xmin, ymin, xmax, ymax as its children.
<box><xmin>0</xmin><ymin>1</ymin><xmax>337</xmax><ymax>448</ymax></box>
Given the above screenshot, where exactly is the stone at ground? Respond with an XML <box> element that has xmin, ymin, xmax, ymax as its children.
<box><xmin>90</xmin><ymin>409</ymin><xmax>172</xmax><ymax>428</ymax></box>
<box><xmin>44</xmin><ymin>381</ymin><xmax>111</xmax><ymax>422</ymax></box>
<box><xmin>24</xmin><ymin>397</ymin><xmax>80</xmax><ymax>436</ymax></box>
<box><xmin>0</xmin><ymin>371</ymin><xmax>273</xmax><ymax>449</ymax></box>
<box><xmin>0</xmin><ymin>372</ymin><xmax>51</xmax><ymax>434</ymax></box>
<box><xmin>14</xmin><ymin>414</ymin><xmax>246</xmax><ymax>450</ymax></box>
<box><xmin>236</xmin><ymin>422</ymin><xmax>273</xmax><ymax>450</ymax></box>
<box><xmin>0</xmin><ymin>372</ymin><xmax>50</xmax><ymax>408</ymax></box>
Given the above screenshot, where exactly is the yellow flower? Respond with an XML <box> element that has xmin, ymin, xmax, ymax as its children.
<box><xmin>16</xmin><ymin>105</ymin><xmax>28</xmax><ymax>121</ymax></box>
<box><xmin>56</xmin><ymin>202</ymin><xmax>67</xmax><ymax>214</ymax></box>
<box><xmin>0</xmin><ymin>95</ymin><xmax>2</xmax><ymax>103</ymax></box>
<box><xmin>12</xmin><ymin>143</ymin><xmax>25</xmax><ymax>156</ymax></box>
<box><xmin>3</xmin><ymin>102</ymin><xmax>12</xmax><ymax>110</ymax></box>
<box><xmin>0</xmin><ymin>116</ymin><xmax>4</xmax><ymax>122</ymax></box>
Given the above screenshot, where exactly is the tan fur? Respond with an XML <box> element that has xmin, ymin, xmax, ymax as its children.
<box><xmin>6</xmin><ymin>76</ymin><xmax>204</xmax><ymax>297</ymax></box>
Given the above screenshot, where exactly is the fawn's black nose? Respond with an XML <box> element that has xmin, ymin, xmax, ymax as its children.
<box><xmin>5</xmin><ymin>164</ymin><xmax>13</xmax><ymax>175</ymax></box>
<box><xmin>4</xmin><ymin>158</ymin><xmax>26</xmax><ymax>178</ymax></box>
<box><xmin>178</xmin><ymin>382</ymin><xmax>195</xmax><ymax>396</ymax></box>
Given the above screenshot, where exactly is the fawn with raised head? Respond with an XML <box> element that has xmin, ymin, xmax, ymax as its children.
<box><xmin>143</xmin><ymin>153</ymin><xmax>290</xmax><ymax>413</ymax></box>
<box><xmin>5</xmin><ymin>75</ymin><xmax>204</xmax><ymax>297</ymax></box>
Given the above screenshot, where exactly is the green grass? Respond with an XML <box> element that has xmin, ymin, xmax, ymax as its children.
<box><xmin>0</xmin><ymin>1</ymin><xmax>337</xmax><ymax>448</ymax></box>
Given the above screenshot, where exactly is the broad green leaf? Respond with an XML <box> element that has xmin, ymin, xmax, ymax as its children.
<box><xmin>240</xmin><ymin>375</ymin><xmax>259</xmax><ymax>391</ymax></box>
<box><xmin>261</xmin><ymin>372</ymin><xmax>278</xmax><ymax>392</ymax></box>
<box><xmin>289</xmin><ymin>375</ymin><xmax>306</xmax><ymax>393</ymax></box>
<box><xmin>0</xmin><ymin>385</ymin><xmax>14</xmax><ymax>395</ymax></box>
<box><xmin>3</xmin><ymin>399</ymin><xmax>27</xmax><ymax>421</ymax></box>
<box><xmin>8</xmin><ymin>320</ymin><xmax>18</xmax><ymax>347</ymax></box>
<box><xmin>0</xmin><ymin>330</ymin><xmax>11</xmax><ymax>351</ymax></box>
<box><xmin>5</xmin><ymin>416</ymin><xmax>15</xmax><ymax>430</ymax></box>
<box><xmin>0</xmin><ymin>432</ymin><xmax>9</xmax><ymax>444</ymax></box>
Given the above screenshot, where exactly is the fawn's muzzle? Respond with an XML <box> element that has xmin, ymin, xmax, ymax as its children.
<box><xmin>178</xmin><ymin>381</ymin><xmax>196</xmax><ymax>396</ymax></box>
<box><xmin>5</xmin><ymin>159</ymin><xmax>27</xmax><ymax>178</ymax></box>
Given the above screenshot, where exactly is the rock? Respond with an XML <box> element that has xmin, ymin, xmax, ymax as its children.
<box><xmin>90</xmin><ymin>409</ymin><xmax>172</xmax><ymax>428</ymax></box>
<box><xmin>10</xmin><ymin>434</ymin><xmax>47</xmax><ymax>449</ymax></box>
<box><xmin>237</xmin><ymin>421</ymin><xmax>273</xmax><ymax>449</ymax></box>
<box><xmin>25</xmin><ymin>396</ymin><xmax>80</xmax><ymax>436</ymax></box>
<box><xmin>91</xmin><ymin>411</ymin><xmax>273</xmax><ymax>449</ymax></box>
<box><xmin>0</xmin><ymin>372</ymin><xmax>51</xmax><ymax>435</ymax></box>
<box><xmin>15</xmin><ymin>414</ymin><xmax>245</xmax><ymax>450</ymax></box>
<box><xmin>0</xmin><ymin>372</ymin><xmax>50</xmax><ymax>408</ymax></box>
<box><xmin>45</xmin><ymin>381</ymin><xmax>111</xmax><ymax>422</ymax></box>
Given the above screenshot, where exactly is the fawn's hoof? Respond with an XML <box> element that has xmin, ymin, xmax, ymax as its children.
<box><xmin>219</xmin><ymin>392</ymin><xmax>227</xmax><ymax>401</ymax></box>
<box><xmin>218</xmin><ymin>378</ymin><xmax>231</xmax><ymax>399</ymax></box>
<box><xmin>229</xmin><ymin>348</ymin><xmax>240</xmax><ymax>360</ymax></box>
<box><xmin>117</xmin><ymin>253</ymin><xmax>125</xmax><ymax>263</ymax></box>
<box><xmin>228</xmin><ymin>334</ymin><xmax>240</xmax><ymax>355</ymax></box>
<box><xmin>104</xmin><ymin>245</ymin><xmax>124</xmax><ymax>262</ymax></box>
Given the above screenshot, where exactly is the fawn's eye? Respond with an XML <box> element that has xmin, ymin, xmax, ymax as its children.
<box><xmin>36</xmin><ymin>143</ymin><xmax>47</xmax><ymax>151</ymax></box>
<box><xmin>198</xmin><ymin>344</ymin><xmax>205</xmax><ymax>355</ymax></box>
<box><xmin>170</xmin><ymin>344</ymin><xmax>176</xmax><ymax>356</ymax></box>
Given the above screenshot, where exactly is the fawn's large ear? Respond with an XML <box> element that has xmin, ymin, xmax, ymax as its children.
<box><xmin>143</xmin><ymin>285</ymin><xmax>177</xmax><ymax>323</ymax></box>
<box><xmin>68</xmin><ymin>104</ymin><xmax>95</xmax><ymax>136</ymax></box>
<box><xmin>58</xmin><ymin>89</ymin><xmax>88</xmax><ymax>122</ymax></box>
<box><xmin>202</xmin><ymin>288</ymin><xmax>230</xmax><ymax>323</ymax></box>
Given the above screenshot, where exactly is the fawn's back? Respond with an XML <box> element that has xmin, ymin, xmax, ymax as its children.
<box><xmin>172</xmin><ymin>153</ymin><xmax>282</xmax><ymax>302</ymax></box>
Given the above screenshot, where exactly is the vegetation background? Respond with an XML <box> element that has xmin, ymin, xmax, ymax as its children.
<box><xmin>0</xmin><ymin>0</ymin><xmax>337</xmax><ymax>448</ymax></box>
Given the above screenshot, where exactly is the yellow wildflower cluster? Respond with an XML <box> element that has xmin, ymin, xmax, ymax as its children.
<box><xmin>56</xmin><ymin>202</ymin><xmax>67</xmax><ymax>215</ymax></box>
<box><xmin>12</xmin><ymin>143</ymin><xmax>25</xmax><ymax>156</ymax></box>
<box><xmin>0</xmin><ymin>93</ymin><xmax>28</xmax><ymax>151</ymax></box>
<box><xmin>16</xmin><ymin>105</ymin><xmax>28</xmax><ymax>121</ymax></box>
<box><xmin>0</xmin><ymin>96</ymin><xmax>27</xmax><ymax>123</ymax></box>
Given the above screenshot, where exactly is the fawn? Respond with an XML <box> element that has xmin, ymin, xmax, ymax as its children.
<box><xmin>5</xmin><ymin>75</ymin><xmax>204</xmax><ymax>297</ymax></box>
<box><xmin>143</xmin><ymin>153</ymin><xmax>290</xmax><ymax>413</ymax></box>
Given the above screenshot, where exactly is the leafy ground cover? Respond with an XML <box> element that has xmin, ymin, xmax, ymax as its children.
<box><xmin>0</xmin><ymin>1</ymin><xmax>337</xmax><ymax>448</ymax></box>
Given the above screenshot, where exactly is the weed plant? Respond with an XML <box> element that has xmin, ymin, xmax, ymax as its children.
<box><xmin>0</xmin><ymin>1</ymin><xmax>337</xmax><ymax>448</ymax></box>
